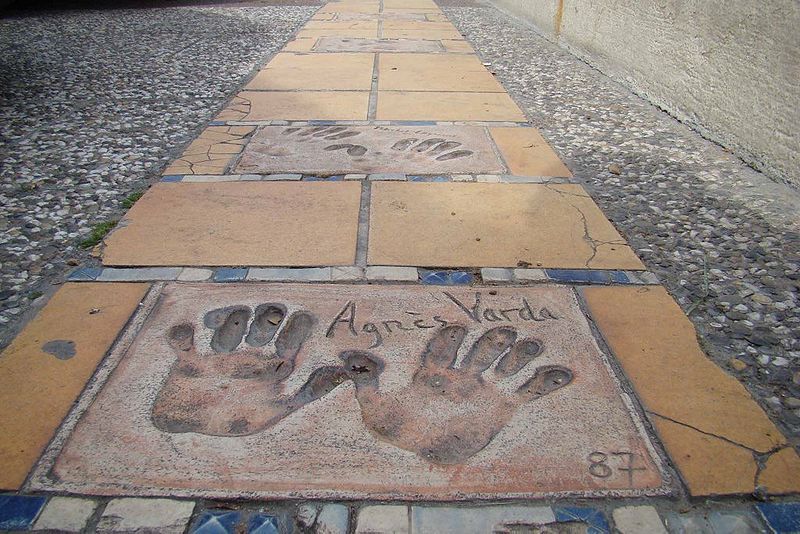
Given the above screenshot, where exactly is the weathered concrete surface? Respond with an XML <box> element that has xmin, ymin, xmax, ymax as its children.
<box><xmin>488</xmin><ymin>0</ymin><xmax>800</xmax><ymax>188</ymax></box>
<box><xmin>379</xmin><ymin>53</ymin><xmax>504</xmax><ymax>92</ymax></box>
<box><xmin>376</xmin><ymin>91</ymin><xmax>526</xmax><ymax>121</ymax></box>
<box><xmin>217</xmin><ymin>91</ymin><xmax>370</xmax><ymax>121</ymax></box>
<box><xmin>102</xmin><ymin>182</ymin><xmax>361</xmax><ymax>267</ymax></box>
<box><xmin>35</xmin><ymin>283</ymin><xmax>665</xmax><ymax>499</ymax></box>
<box><xmin>236</xmin><ymin>125</ymin><xmax>505</xmax><ymax>174</ymax></box>
<box><xmin>368</xmin><ymin>182</ymin><xmax>645</xmax><ymax>269</ymax></box>
<box><xmin>246</xmin><ymin>52</ymin><xmax>374</xmax><ymax>91</ymax></box>
<box><xmin>582</xmin><ymin>285</ymin><xmax>800</xmax><ymax>496</ymax></box>
<box><xmin>314</xmin><ymin>37</ymin><xmax>445</xmax><ymax>53</ymax></box>
<box><xmin>0</xmin><ymin>283</ymin><xmax>149</xmax><ymax>489</ymax></box>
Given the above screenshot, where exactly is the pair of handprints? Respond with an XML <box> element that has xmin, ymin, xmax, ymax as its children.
<box><xmin>152</xmin><ymin>304</ymin><xmax>573</xmax><ymax>464</ymax></box>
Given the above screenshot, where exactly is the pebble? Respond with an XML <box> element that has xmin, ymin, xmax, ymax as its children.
<box><xmin>0</xmin><ymin>4</ymin><xmax>316</xmax><ymax>344</ymax></box>
<box><xmin>729</xmin><ymin>358</ymin><xmax>748</xmax><ymax>372</ymax></box>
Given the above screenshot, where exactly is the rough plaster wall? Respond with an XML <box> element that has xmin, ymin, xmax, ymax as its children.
<box><xmin>488</xmin><ymin>0</ymin><xmax>800</xmax><ymax>188</ymax></box>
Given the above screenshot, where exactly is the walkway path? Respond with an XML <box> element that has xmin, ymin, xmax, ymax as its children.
<box><xmin>0</xmin><ymin>0</ymin><xmax>799</xmax><ymax>532</ymax></box>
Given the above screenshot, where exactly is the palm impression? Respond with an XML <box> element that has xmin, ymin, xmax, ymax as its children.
<box><xmin>152</xmin><ymin>304</ymin><xmax>346</xmax><ymax>436</ymax></box>
<box><xmin>340</xmin><ymin>325</ymin><xmax>574</xmax><ymax>464</ymax></box>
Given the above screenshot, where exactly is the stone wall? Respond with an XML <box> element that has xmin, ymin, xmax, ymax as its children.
<box><xmin>488</xmin><ymin>0</ymin><xmax>800</xmax><ymax>188</ymax></box>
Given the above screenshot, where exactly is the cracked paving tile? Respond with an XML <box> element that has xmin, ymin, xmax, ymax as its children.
<box><xmin>163</xmin><ymin>126</ymin><xmax>255</xmax><ymax>176</ymax></box>
<box><xmin>582</xmin><ymin>285</ymin><xmax>800</xmax><ymax>496</ymax></box>
<box><xmin>368</xmin><ymin>182</ymin><xmax>644</xmax><ymax>269</ymax></box>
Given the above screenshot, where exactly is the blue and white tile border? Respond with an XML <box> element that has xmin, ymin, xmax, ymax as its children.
<box><xmin>67</xmin><ymin>265</ymin><xmax>659</xmax><ymax>286</ymax></box>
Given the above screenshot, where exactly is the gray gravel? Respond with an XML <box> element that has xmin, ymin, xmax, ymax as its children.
<box><xmin>0</xmin><ymin>4</ymin><xmax>315</xmax><ymax>346</ymax></box>
<box><xmin>445</xmin><ymin>4</ymin><xmax>800</xmax><ymax>439</ymax></box>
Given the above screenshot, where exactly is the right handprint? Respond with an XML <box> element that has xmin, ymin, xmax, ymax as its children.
<box><xmin>340</xmin><ymin>325</ymin><xmax>574</xmax><ymax>465</ymax></box>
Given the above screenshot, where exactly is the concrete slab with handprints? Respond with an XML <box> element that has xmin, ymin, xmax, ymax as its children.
<box><xmin>32</xmin><ymin>283</ymin><xmax>668</xmax><ymax>499</ymax></box>
<box><xmin>234</xmin><ymin>125</ymin><xmax>506</xmax><ymax>175</ymax></box>
<box><xmin>313</xmin><ymin>37</ymin><xmax>446</xmax><ymax>53</ymax></box>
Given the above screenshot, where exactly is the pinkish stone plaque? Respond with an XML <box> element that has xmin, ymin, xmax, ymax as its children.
<box><xmin>32</xmin><ymin>283</ymin><xmax>668</xmax><ymax>499</ymax></box>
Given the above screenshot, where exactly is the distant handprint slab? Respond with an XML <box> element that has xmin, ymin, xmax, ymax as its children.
<box><xmin>234</xmin><ymin>125</ymin><xmax>506</xmax><ymax>175</ymax></box>
<box><xmin>34</xmin><ymin>283</ymin><xmax>667</xmax><ymax>500</ymax></box>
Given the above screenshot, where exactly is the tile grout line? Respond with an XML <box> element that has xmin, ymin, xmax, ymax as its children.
<box><xmin>355</xmin><ymin>180</ymin><xmax>372</xmax><ymax>267</ymax></box>
<box><xmin>367</xmin><ymin>52</ymin><xmax>381</xmax><ymax>121</ymax></box>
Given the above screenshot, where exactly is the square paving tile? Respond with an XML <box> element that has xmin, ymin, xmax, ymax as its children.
<box><xmin>384</xmin><ymin>0</ymin><xmax>438</xmax><ymax>8</ymax></box>
<box><xmin>318</xmin><ymin>3</ymin><xmax>380</xmax><ymax>13</ymax></box>
<box><xmin>368</xmin><ymin>182</ymin><xmax>644</xmax><ymax>269</ymax></box>
<box><xmin>31</xmin><ymin>283</ymin><xmax>666</xmax><ymax>499</ymax></box>
<box><xmin>235</xmin><ymin>125</ymin><xmax>506</xmax><ymax>175</ymax></box>
<box><xmin>442</xmin><ymin>39</ymin><xmax>474</xmax><ymax>53</ymax></box>
<box><xmin>102</xmin><ymin>182</ymin><xmax>362</xmax><ymax>267</ymax></box>
<box><xmin>304</xmin><ymin>20</ymin><xmax>378</xmax><ymax>30</ymax></box>
<box><xmin>379</xmin><ymin>54</ymin><xmax>504</xmax><ymax>92</ymax></box>
<box><xmin>314</xmin><ymin>37</ymin><xmax>445</xmax><ymax>53</ymax></box>
<box><xmin>216</xmin><ymin>91</ymin><xmax>369</xmax><ymax>121</ymax></box>
<box><xmin>489</xmin><ymin>127</ymin><xmax>572</xmax><ymax>177</ymax></box>
<box><xmin>246</xmin><ymin>53</ymin><xmax>374</xmax><ymax>91</ymax></box>
<box><xmin>376</xmin><ymin>91</ymin><xmax>526</xmax><ymax>121</ymax></box>
<box><xmin>0</xmin><ymin>283</ymin><xmax>149</xmax><ymax>489</ymax></box>
<box><xmin>297</xmin><ymin>28</ymin><xmax>379</xmax><ymax>38</ymax></box>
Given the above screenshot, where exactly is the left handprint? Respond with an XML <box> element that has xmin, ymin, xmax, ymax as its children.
<box><xmin>152</xmin><ymin>304</ymin><xmax>347</xmax><ymax>436</ymax></box>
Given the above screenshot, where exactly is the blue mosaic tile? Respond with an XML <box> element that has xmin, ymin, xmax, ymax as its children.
<box><xmin>307</xmin><ymin>120</ymin><xmax>338</xmax><ymax>125</ymax></box>
<box><xmin>247</xmin><ymin>513</ymin><xmax>279</xmax><ymax>534</ymax></box>
<box><xmin>545</xmin><ymin>269</ymin><xmax>629</xmax><ymax>285</ymax></box>
<box><xmin>756</xmin><ymin>502</ymin><xmax>800</xmax><ymax>533</ymax></box>
<box><xmin>208</xmin><ymin>120</ymin><xmax>226</xmax><ymax>126</ymax></box>
<box><xmin>213</xmin><ymin>268</ymin><xmax>248</xmax><ymax>282</ymax></box>
<box><xmin>420</xmin><ymin>270</ymin><xmax>473</xmax><ymax>285</ymax></box>
<box><xmin>191</xmin><ymin>510</ymin><xmax>242</xmax><ymax>534</ymax></box>
<box><xmin>161</xmin><ymin>174</ymin><xmax>184</xmax><ymax>182</ymax></box>
<box><xmin>67</xmin><ymin>267</ymin><xmax>102</xmax><ymax>281</ymax></box>
<box><xmin>0</xmin><ymin>495</ymin><xmax>47</xmax><ymax>530</ymax></box>
<box><xmin>554</xmin><ymin>507</ymin><xmax>610</xmax><ymax>534</ymax></box>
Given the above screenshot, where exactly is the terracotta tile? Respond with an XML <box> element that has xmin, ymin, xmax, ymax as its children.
<box><xmin>368</xmin><ymin>182</ymin><xmax>644</xmax><ymax>269</ymax></box>
<box><xmin>163</xmin><ymin>126</ymin><xmax>255</xmax><ymax>176</ymax></box>
<box><xmin>305</xmin><ymin>20</ymin><xmax>377</xmax><ymax>30</ymax></box>
<box><xmin>0</xmin><ymin>283</ymin><xmax>149</xmax><ymax>489</ymax></box>
<box><xmin>489</xmin><ymin>127</ymin><xmax>572</xmax><ymax>177</ymax></box>
<box><xmin>297</xmin><ymin>28</ymin><xmax>379</xmax><ymax>38</ymax></box>
<box><xmin>757</xmin><ymin>447</ymin><xmax>800</xmax><ymax>495</ymax></box>
<box><xmin>376</xmin><ymin>91</ymin><xmax>526</xmax><ymax>122</ymax></box>
<box><xmin>283</xmin><ymin>38</ymin><xmax>317</xmax><ymax>52</ymax></box>
<box><xmin>319</xmin><ymin>3</ymin><xmax>380</xmax><ymax>13</ymax></box>
<box><xmin>381</xmin><ymin>29</ymin><xmax>463</xmax><ymax>40</ymax></box>
<box><xmin>34</xmin><ymin>284</ymin><xmax>664</xmax><ymax>499</ymax></box>
<box><xmin>383</xmin><ymin>7</ymin><xmax>442</xmax><ymax>12</ymax></box>
<box><xmin>442</xmin><ymin>39</ymin><xmax>475</xmax><ymax>53</ymax></box>
<box><xmin>650</xmin><ymin>417</ymin><xmax>757</xmax><ymax>496</ymax></box>
<box><xmin>582</xmin><ymin>286</ymin><xmax>786</xmax><ymax>453</ymax></box>
<box><xmin>216</xmin><ymin>91</ymin><xmax>369</xmax><ymax>121</ymax></box>
<box><xmin>235</xmin><ymin>125</ymin><xmax>506</xmax><ymax>175</ymax></box>
<box><xmin>582</xmin><ymin>286</ymin><xmax>792</xmax><ymax>495</ymax></box>
<box><xmin>337</xmin><ymin>11</ymin><xmax>427</xmax><ymax>21</ymax></box>
<box><xmin>246</xmin><ymin>53</ymin><xmax>374</xmax><ymax>91</ymax></box>
<box><xmin>383</xmin><ymin>0</ymin><xmax>438</xmax><ymax>8</ymax></box>
<box><xmin>379</xmin><ymin>54</ymin><xmax>504</xmax><ymax>92</ymax></box>
<box><xmin>102</xmin><ymin>182</ymin><xmax>362</xmax><ymax>267</ymax></box>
